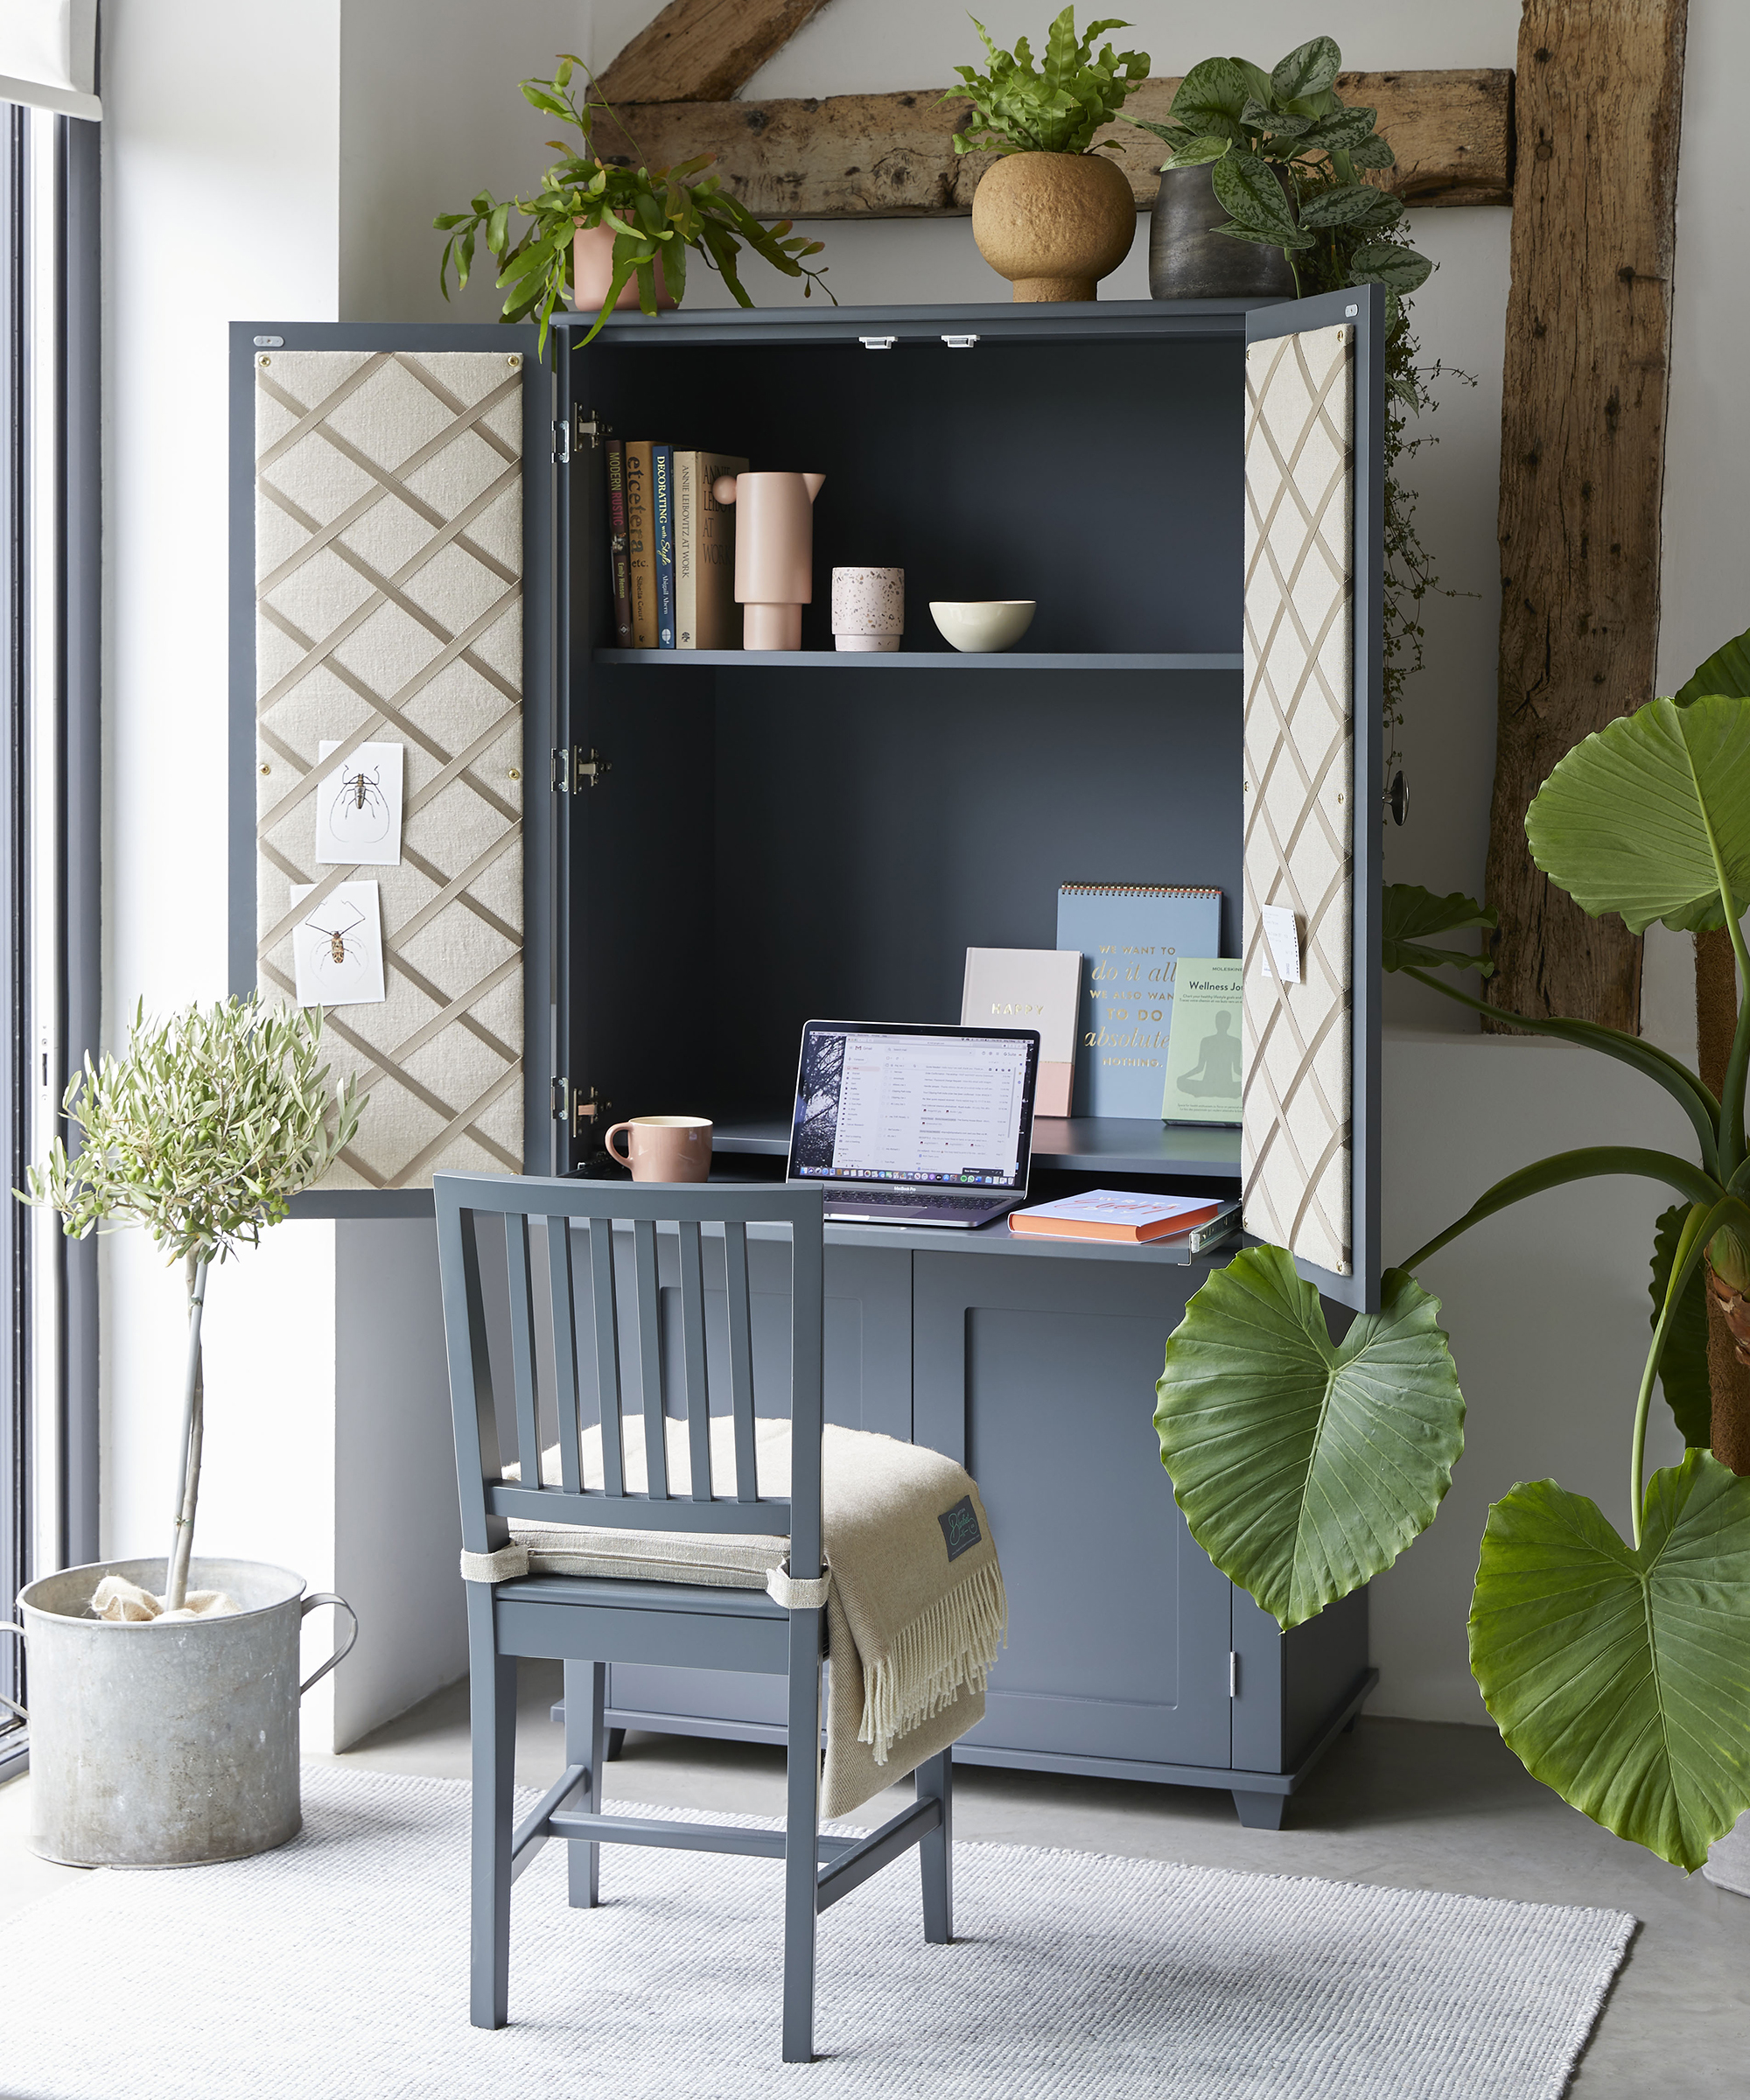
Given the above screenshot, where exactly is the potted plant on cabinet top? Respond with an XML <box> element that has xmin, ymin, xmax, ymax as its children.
<box><xmin>437</xmin><ymin>54</ymin><xmax>832</xmax><ymax>352</ymax></box>
<box><xmin>1127</xmin><ymin>37</ymin><xmax>1429</xmax><ymax>306</ymax></box>
<box><xmin>5</xmin><ymin>996</ymin><xmax>362</xmax><ymax>1867</ymax></box>
<box><xmin>1153</xmin><ymin>626</ymin><xmax>1750</xmax><ymax>1884</ymax></box>
<box><xmin>946</xmin><ymin>9</ymin><xmax>1151</xmax><ymax>303</ymax></box>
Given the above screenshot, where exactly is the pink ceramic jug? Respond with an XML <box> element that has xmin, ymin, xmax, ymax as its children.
<box><xmin>712</xmin><ymin>471</ymin><xmax>825</xmax><ymax>651</ymax></box>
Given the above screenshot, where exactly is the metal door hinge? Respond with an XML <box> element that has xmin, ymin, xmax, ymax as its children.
<box><xmin>859</xmin><ymin>335</ymin><xmax>898</xmax><ymax>351</ymax></box>
<box><xmin>552</xmin><ymin>417</ymin><xmax>570</xmax><ymax>465</ymax></box>
<box><xmin>941</xmin><ymin>334</ymin><xmax>981</xmax><ymax>350</ymax></box>
<box><xmin>550</xmin><ymin>745</ymin><xmax>610</xmax><ymax>793</ymax></box>
<box><xmin>1228</xmin><ymin>1652</ymin><xmax>1239</xmax><ymax>1698</ymax></box>
<box><xmin>554</xmin><ymin>1078</ymin><xmax>607</xmax><ymax>1138</ymax></box>
<box><xmin>577</xmin><ymin>407</ymin><xmax>610</xmax><ymax>450</ymax></box>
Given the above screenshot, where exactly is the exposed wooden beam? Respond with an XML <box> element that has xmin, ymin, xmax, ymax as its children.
<box><xmin>596</xmin><ymin>0</ymin><xmax>837</xmax><ymax>106</ymax></box>
<box><xmin>1482</xmin><ymin>1</ymin><xmax>1688</xmax><ymax>1032</ymax></box>
<box><xmin>603</xmin><ymin>68</ymin><xmax>1514</xmax><ymax>220</ymax></box>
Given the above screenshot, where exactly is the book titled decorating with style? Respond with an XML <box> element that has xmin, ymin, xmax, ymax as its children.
<box><xmin>1056</xmin><ymin>884</ymin><xmax>1222</xmax><ymax>1118</ymax></box>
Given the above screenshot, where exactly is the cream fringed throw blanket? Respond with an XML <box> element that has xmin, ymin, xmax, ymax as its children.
<box><xmin>468</xmin><ymin>1418</ymin><xmax>1005</xmax><ymax>1819</ymax></box>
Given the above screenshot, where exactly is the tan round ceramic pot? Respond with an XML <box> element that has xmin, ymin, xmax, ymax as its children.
<box><xmin>571</xmin><ymin>221</ymin><xmax>677</xmax><ymax>318</ymax></box>
<box><xmin>970</xmin><ymin>150</ymin><xmax>1137</xmax><ymax>303</ymax></box>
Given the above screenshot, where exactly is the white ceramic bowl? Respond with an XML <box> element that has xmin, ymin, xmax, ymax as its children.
<box><xmin>928</xmin><ymin>599</ymin><xmax>1037</xmax><ymax>653</ymax></box>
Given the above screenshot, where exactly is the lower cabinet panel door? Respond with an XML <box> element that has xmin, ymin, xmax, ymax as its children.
<box><xmin>914</xmin><ymin>1253</ymin><xmax>1234</xmax><ymax>1772</ymax></box>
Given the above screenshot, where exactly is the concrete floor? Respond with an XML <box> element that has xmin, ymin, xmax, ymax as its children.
<box><xmin>4</xmin><ymin>1674</ymin><xmax>1746</xmax><ymax>2097</ymax></box>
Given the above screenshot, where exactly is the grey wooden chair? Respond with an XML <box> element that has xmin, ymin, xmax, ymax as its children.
<box><xmin>434</xmin><ymin>1172</ymin><xmax>953</xmax><ymax>2064</ymax></box>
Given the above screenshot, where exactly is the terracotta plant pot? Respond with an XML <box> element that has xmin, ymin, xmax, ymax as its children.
<box><xmin>571</xmin><ymin>222</ymin><xmax>677</xmax><ymax>318</ymax></box>
<box><xmin>970</xmin><ymin>150</ymin><xmax>1136</xmax><ymax>304</ymax></box>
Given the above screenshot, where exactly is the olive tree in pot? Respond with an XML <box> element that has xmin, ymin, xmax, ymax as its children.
<box><xmin>5</xmin><ymin>997</ymin><xmax>363</xmax><ymax>1866</ymax></box>
<box><xmin>1153</xmin><ymin>633</ymin><xmax>1750</xmax><ymax>1886</ymax></box>
<box><xmin>947</xmin><ymin>9</ymin><xmax>1150</xmax><ymax>303</ymax></box>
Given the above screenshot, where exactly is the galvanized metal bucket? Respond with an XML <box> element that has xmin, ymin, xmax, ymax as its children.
<box><xmin>4</xmin><ymin>1557</ymin><xmax>357</xmax><ymax>1868</ymax></box>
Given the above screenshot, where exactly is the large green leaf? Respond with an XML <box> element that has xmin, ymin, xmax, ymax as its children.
<box><xmin>1650</xmin><ymin>1203</ymin><xmax>1714</xmax><ymax>1447</ymax></box>
<box><xmin>1270</xmin><ymin>36</ymin><xmax>1342</xmax><ymax>103</ymax></box>
<box><xmin>1674</xmin><ymin>621</ymin><xmax>1750</xmax><ymax>707</ymax></box>
<box><xmin>1524</xmin><ymin>693</ymin><xmax>1750</xmax><ymax>933</ymax></box>
<box><xmin>1211</xmin><ymin>150</ymin><xmax>1300</xmax><ymax>238</ymax></box>
<box><xmin>1155</xmin><ymin>1248</ymin><xmax>1465</xmax><ymax>1630</ymax></box>
<box><xmin>1168</xmin><ymin>55</ymin><xmax>1256</xmax><ymax>141</ymax></box>
<box><xmin>1382</xmin><ymin>882</ymin><xmax>1497</xmax><ymax>976</ymax></box>
<box><xmin>1468</xmin><ymin>1452</ymin><xmax>1750</xmax><ymax>1871</ymax></box>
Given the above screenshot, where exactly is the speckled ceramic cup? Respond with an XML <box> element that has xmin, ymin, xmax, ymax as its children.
<box><xmin>831</xmin><ymin>566</ymin><xmax>905</xmax><ymax>653</ymax></box>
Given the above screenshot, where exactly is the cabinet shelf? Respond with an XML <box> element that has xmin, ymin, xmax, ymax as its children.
<box><xmin>593</xmin><ymin>649</ymin><xmax>1242</xmax><ymax>673</ymax></box>
<box><xmin>711</xmin><ymin>1114</ymin><xmax>1241</xmax><ymax>1181</ymax></box>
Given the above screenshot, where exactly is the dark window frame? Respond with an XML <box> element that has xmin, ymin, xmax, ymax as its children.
<box><xmin>0</xmin><ymin>102</ymin><xmax>100</xmax><ymax>1784</ymax></box>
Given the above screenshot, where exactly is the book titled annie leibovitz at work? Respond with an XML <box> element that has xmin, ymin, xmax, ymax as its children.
<box><xmin>1160</xmin><ymin>959</ymin><xmax>1243</xmax><ymax>1127</ymax></box>
<box><xmin>1056</xmin><ymin>884</ymin><xmax>1223</xmax><ymax>1119</ymax></box>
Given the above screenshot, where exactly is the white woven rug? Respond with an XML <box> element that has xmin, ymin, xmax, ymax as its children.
<box><xmin>0</xmin><ymin>1765</ymin><xmax>1631</xmax><ymax>2100</ymax></box>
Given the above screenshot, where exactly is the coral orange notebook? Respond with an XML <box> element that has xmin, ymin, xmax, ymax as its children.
<box><xmin>1008</xmin><ymin>1189</ymin><xmax>1227</xmax><ymax>1243</ymax></box>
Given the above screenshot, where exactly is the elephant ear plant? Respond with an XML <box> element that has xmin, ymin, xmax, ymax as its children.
<box><xmin>1155</xmin><ymin>636</ymin><xmax>1750</xmax><ymax>1873</ymax></box>
<box><xmin>24</xmin><ymin>998</ymin><xmax>362</xmax><ymax>1614</ymax></box>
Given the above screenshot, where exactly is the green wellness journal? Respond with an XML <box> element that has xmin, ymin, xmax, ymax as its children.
<box><xmin>1159</xmin><ymin>959</ymin><xmax>1242</xmax><ymax>1126</ymax></box>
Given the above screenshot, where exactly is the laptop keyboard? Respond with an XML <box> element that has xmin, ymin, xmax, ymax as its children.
<box><xmin>828</xmin><ymin>1191</ymin><xmax>1002</xmax><ymax>1211</ymax></box>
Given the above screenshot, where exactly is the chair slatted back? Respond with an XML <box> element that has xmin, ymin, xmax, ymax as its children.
<box><xmin>435</xmin><ymin>1175</ymin><xmax>826</xmax><ymax>1579</ymax></box>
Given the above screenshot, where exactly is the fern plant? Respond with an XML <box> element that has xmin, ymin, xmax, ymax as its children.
<box><xmin>942</xmin><ymin>8</ymin><xmax>1151</xmax><ymax>156</ymax></box>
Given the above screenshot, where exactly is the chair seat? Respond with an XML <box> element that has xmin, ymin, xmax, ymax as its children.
<box><xmin>494</xmin><ymin>1572</ymin><xmax>790</xmax><ymax>1618</ymax></box>
<box><xmin>505</xmin><ymin>1413</ymin><xmax>792</xmax><ymax>1592</ymax></box>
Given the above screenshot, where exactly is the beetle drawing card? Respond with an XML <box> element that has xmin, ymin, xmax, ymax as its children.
<box><xmin>289</xmin><ymin>880</ymin><xmax>387</xmax><ymax>1007</ymax></box>
<box><xmin>312</xmin><ymin>739</ymin><xmax>403</xmax><ymax>865</ymax></box>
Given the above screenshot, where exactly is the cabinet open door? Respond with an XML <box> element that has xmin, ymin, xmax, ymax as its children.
<box><xmin>228</xmin><ymin>323</ymin><xmax>556</xmax><ymax>1210</ymax></box>
<box><xmin>1241</xmin><ymin>286</ymin><xmax>1384</xmax><ymax>1313</ymax></box>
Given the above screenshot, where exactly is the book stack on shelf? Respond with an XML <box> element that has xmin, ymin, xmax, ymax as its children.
<box><xmin>606</xmin><ymin>441</ymin><xmax>746</xmax><ymax>650</ymax></box>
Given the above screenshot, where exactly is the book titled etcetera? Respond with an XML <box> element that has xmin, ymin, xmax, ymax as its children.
<box><xmin>1008</xmin><ymin>1189</ymin><xmax>1230</xmax><ymax>1243</ymax></box>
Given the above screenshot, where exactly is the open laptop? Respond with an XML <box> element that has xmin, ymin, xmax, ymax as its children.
<box><xmin>786</xmin><ymin>1019</ymin><xmax>1040</xmax><ymax>1228</ymax></box>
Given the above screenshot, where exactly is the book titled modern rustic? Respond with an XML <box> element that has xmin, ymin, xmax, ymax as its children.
<box><xmin>1159</xmin><ymin>958</ymin><xmax>1244</xmax><ymax>1127</ymax></box>
<box><xmin>652</xmin><ymin>444</ymin><xmax>676</xmax><ymax>648</ymax></box>
<box><xmin>675</xmin><ymin>451</ymin><xmax>746</xmax><ymax>649</ymax></box>
<box><xmin>1056</xmin><ymin>883</ymin><xmax>1223</xmax><ymax>1119</ymax></box>
<box><xmin>961</xmin><ymin>947</ymin><xmax>1082</xmax><ymax>1117</ymax></box>
<box><xmin>623</xmin><ymin>441</ymin><xmax>656</xmax><ymax>648</ymax></box>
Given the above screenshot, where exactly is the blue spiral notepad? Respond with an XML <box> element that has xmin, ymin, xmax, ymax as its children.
<box><xmin>1055</xmin><ymin>884</ymin><xmax>1223</xmax><ymax>1118</ymax></box>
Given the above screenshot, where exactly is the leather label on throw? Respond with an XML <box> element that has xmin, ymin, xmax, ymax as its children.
<box><xmin>937</xmin><ymin>1494</ymin><xmax>983</xmax><ymax>1563</ymax></box>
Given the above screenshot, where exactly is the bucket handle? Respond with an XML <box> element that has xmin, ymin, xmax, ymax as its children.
<box><xmin>299</xmin><ymin>1593</ymin><xmax>358</xmax><ymax>1696</ymax></box>
<box><xmin>0</xmin><ymin>1622</ymin><xmax>23</xmax><ymax>1724</ymax></box>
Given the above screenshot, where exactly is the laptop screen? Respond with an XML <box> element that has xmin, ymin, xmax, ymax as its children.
<box><xmin>788</xmin><ymin>1022</ymin><xmax>1040</xmax><ymax>1191</ymax></box>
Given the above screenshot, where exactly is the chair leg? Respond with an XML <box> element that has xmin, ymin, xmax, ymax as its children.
<box><xmin>564</xmin><ymin>1658</ymin><xmax>606</xmax><ymax>1908</ymax></box>
<box><xmin>916</xmin><ymin>1749</ymin><xmax>953</xmax><ymax>1944</ymax></box>
<box><xmin>781</xmin><ymin>1606</ymin><xmax>823</xmax><ymax>2065</ymax></box>
<box><xmin>466</xmin><ymin>1585</ymin><xmax>515</xmax><ymax>2029</ymax></box>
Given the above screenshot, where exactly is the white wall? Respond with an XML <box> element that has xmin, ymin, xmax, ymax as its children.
<box><xmin>100</xmin><ymin>0</ymin><xmax>344</xmax><ymax>1618</ymax></box>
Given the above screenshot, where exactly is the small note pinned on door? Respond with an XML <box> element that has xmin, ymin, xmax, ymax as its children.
<box><xmin>1260</xmin><ymin>905</ymin><xmax>1303</xmax><ymax>985</ymax></box>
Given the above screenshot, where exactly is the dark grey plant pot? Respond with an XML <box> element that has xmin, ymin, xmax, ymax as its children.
<box><xmin>1148</xmin><ymin>165</ymin><xmax>1298</xmax><ymax>302</ymax></box>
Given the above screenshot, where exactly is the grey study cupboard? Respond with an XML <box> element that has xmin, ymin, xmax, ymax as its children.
<box><xmin>230</xmin><ymin>289</ymin><xmax>1382</xmax><ymax>1824</ymax></box>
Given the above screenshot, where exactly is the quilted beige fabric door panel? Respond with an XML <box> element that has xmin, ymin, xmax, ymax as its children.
<box><xmin>255</xmin><ymin>350</ymin><xmax>525</xmax><ymax>1189</ymax></box>
<box><xmin>1242</xmin><ymin>324</ymin><xmax>1354</xmax><ymax>1277</ymax></box>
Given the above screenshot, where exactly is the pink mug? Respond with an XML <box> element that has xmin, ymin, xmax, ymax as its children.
<box><xmin>604</xmin><ymin>1115</ymin><xmax>713</xmax><ymax>1183</ymax></box>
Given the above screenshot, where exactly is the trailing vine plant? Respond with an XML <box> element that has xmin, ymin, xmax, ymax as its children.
<box><xmin>1128</xmin><ymin>36</ymin><xmax>1471</xmax><ymax>788</ymax></box>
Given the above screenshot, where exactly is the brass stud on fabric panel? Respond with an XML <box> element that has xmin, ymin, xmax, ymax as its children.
<box><xmin>508</xmin><ymin>767</ymin><xmax>521</xmax><ymax>780</ymax></box>
<box><xmin>260</xmin><ymin>763</ymin><xmax>271</xmax><ymax>775</ymax></box>
<box><xmin>508</xmin><ymin>354</ymin><xmax>522</xmax><ymax>369</ymax></box>
<box><xmin>258</xmin><ymin>354</ymin><xmax>270</xmax><ymax>367</ymax></box>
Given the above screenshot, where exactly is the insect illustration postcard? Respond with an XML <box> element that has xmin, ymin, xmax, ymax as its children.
<box><xmin>312</xmin><ymin>739</ymin><xmax>403</xmax><ymax>866</ymax></box>
<box><xmin>290</xmin><ymin>880</ymin><xmax>387</xmax><ymax>1007</ymax></box>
